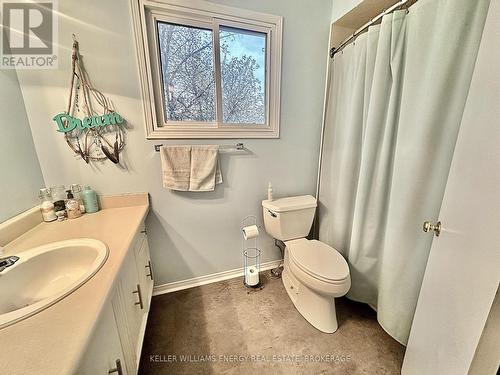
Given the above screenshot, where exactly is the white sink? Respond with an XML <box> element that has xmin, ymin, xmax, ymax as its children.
<box><xmin>0</xmin><ymin>239</ymin><xmax>108</xmax><ymax>329</ymax></box>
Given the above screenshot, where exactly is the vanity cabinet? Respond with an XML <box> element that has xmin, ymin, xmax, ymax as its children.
<box><xmin>79</xmin><ymin>224</ymin><xmax>153</xmax><ymax>375</ymax></box>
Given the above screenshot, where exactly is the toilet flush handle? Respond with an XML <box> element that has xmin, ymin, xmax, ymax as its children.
<box><xmin>267</xmin><ymin>209</ymin><xmax>277</xmax><ymax>218</ymax></box>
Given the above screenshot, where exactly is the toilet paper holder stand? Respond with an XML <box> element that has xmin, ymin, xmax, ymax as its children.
<box><xmin>242</xmin><ymin>215</ymin><xmax>262</xmax><ymax>289</ymax></box>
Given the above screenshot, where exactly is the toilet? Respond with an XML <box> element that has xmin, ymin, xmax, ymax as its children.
<box><xmin>262</xmin><ymin>195</ymin><xmax>350</xmax><ymax>333</ymax></box>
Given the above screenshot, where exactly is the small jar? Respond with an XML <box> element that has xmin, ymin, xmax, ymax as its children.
<box><xmin>50</xmin><ymin>185</ymin><xmax>66</xmax><ymax>201</ymax></box>
<box><xmin>51</xmin><ymin>185</ymin><xmax>67</xmax><ymax>217</ymax></box>
<box><xmin>39</xmin><ymin>188</ymin><xmax>56</xmax><ymax>222</ymax></box>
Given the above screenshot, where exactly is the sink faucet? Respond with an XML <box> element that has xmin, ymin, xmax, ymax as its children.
<box><xmin>0</xmin><ymin>246</ymin><xmax>19</xmax><ymax>272</ymax></box>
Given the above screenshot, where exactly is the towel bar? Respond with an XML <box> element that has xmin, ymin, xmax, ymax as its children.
<box><xmin>154</xmin><ymin>143</ymin><xmax>244</xmax><ymax>152</ymax></box>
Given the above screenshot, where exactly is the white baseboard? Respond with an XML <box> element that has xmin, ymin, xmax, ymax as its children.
<box><xmin>153</xmin><ymin>259</ymin><xmax>283</xmax><ymax>296</ymax></box>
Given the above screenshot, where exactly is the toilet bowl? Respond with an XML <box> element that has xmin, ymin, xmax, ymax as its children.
<box><xmin>283</xmin><ymin>238</ymin><xmax>350</xmax><ymax>333</ymax></box>
<box><xmin>262</xmin><ymin>195</ymin><xmax>351</xmax><ymax>333</ymax></box>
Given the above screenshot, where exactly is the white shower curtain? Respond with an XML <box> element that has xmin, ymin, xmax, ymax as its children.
<box><xmin>318</xmin><ymin>0</ymin><xmax>490</xmax><ymax>344</ymax></box>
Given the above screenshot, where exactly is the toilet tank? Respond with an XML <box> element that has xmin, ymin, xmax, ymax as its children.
<box><xmin>262</xmin><ymin>195</ymin><xmax>317</xmax><ymax>241</ymax></box>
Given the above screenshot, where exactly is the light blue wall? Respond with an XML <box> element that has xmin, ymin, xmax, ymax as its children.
<box><xmin>331</xmin><ymin>0</ymin><xmax>363</xmax><ymax>21</ymax></box>
<box><xmin>0</xmin><ymin>56</ymin><xmax>44</xmax><ymax>223</ymax></box>
<box><xmin>17</xmin><ymin>0</ymin><xmax>332</xmax><ymax>285</ymax></box>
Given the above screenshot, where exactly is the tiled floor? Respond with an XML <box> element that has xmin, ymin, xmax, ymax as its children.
<box><xmin>139</xmin><ymin>272</ymin><xmax>405</xmax><ymax>374</ymax></box>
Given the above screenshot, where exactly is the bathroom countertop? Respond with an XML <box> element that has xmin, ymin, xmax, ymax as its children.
<box><xmin>0</xmin><ymin>193</ymin><xmax>149</xmax><ymax>375</ymax></box>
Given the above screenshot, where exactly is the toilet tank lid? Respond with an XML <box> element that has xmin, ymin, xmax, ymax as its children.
<box><xmin>262</xmin><ymin>195</ymin><xmax>317</xmax><ymax>212</ymax></box>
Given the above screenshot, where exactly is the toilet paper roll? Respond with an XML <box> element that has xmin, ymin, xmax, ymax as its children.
<box><xmin>242</xmin><ymin>225</ymin><xmax>259</xmax><ymax>240</ymax></box>
<box><xmin>245</xmin><ymin>266</ymin><xmax>260</xmax><ymax>286</ymax></box>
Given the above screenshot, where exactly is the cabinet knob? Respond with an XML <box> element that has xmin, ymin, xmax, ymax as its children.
<box><xmin>108</xmin><ymin>359</ymin><xmax>123</xmax><ymax>375</ymax></box>
<box><xmin>132</xmin><ymin>284</ymin><xmax>144</xmax><ymax>310</ymax></box>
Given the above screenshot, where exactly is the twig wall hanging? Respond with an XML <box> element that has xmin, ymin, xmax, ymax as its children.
<box><xmin>52</xmin><ymin>35</ymin><xmax>125</xmax><ymax>164</ymax></box>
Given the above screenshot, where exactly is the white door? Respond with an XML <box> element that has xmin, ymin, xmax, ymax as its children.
<box><xmin>402</xmin><ymin>1</ymin><xmax>500</xmax><ymax>374</ymax></box>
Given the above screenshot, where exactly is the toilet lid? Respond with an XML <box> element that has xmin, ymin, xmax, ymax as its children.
<box><xmin>287</xmin><ymin>239</ymin><xmax>349</xmax><ymax>282</ymax></box>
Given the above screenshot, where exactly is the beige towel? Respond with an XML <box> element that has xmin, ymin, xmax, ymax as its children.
<box><xmin>160</xmin><ymin>146</ymin><xmax>191</xmax><ymax>191</ymax></box>
<box><xmin>160</xmin><ymin>145</ymin><xmax>222</xmax><ymax>191</ymax></box>
<box><xmin>189</xmin><ymin>145</ymin><xmax>222</xmax><ymax>191</ymax></box>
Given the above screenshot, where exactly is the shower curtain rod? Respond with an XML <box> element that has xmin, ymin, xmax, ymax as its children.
<box><xmin>330</xmin><ymin>0</ymin><xmax>418</xmax><ymax>57</ymax></box>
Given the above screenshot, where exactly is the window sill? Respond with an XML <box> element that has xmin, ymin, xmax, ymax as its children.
<box><xmin>145</xmin><ymin>126</ymin><xmax>279</xmax><ymax>139</ymax></box>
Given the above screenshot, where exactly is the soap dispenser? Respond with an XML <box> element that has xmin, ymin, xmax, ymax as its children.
<box><xmin>267</xmin><ymin>182</ymin><xmax>274</xmax><ymax>202</ymax></box>
<box><xmin>65</xmin><ymin>190</ymin><xmax>82</xmax><ymax>219</ymax></box>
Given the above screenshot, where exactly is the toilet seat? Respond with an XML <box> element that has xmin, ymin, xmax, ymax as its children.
<box><xmin>286</xmin><ymin>239</ymin><xmax>349</xmax><ymax>283</ymax></box>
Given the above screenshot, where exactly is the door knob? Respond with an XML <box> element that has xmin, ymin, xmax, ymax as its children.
<box><xmin>423</xmin><ymin>221</ymin><xmax>441</xmax><ymax>237</ymax></box>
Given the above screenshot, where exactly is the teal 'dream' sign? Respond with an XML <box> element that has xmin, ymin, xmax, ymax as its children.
<box><xmin>52</xmin><ymin>112</ymin><xmax>124</xmax><ymax>133</ymax></box>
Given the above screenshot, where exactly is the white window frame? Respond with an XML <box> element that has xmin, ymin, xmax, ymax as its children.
<box><xmin>130</xmin><ymin>0</ymin><xmax>282</xmax><ymax>139</ymax></box>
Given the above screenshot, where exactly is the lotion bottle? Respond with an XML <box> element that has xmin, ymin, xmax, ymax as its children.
<box><xmin>82</xmin><ymin>186</ymin><xmax>99</xmax><ymax>213</ymax></box>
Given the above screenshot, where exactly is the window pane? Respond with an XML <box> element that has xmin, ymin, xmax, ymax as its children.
<box><xmin>157</xmin><ymin>22</ymin><xmax>216</xmax><ymax>122</ymax></box>
<box><xmin>219</xmin><ymin>26</ymin><xmax>266</xmax><ymax>124</ymax></box>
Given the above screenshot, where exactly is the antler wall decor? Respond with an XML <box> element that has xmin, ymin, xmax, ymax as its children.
<box><xmin>52</xmin><ymin>35</ymin><xmax>126</xmax><ymax>164</ymax></box>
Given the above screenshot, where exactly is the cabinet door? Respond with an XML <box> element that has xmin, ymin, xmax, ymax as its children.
<box><xmin>134</xmin><ymin>234</ymin><xmax>154</xmax><ymax>310</ymax></box>
<box><xmin>78</xmin><ymin>301</ymin><xmax>128</xmax><ymax>375</ymax></box>
<box><xmin>112</xmin><ymin>249</ymin><xmax>143</xmax><ymax>374</ymax></box>
<box><xmin>133</xmin><ymin>235</ymin><xmax>154</xmax><ymax>364</ymax></box>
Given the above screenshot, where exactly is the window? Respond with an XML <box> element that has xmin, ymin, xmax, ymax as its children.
<box><xmin>131</xmin><ymin>0</ymin><xmax>282</xmax><ymax>139</ymax></box>
<box><xmin>219</xmin><ymin>26</ymin><xmax>266</xmax><ymax>125</ymax></box>
<box><xmin>157</xmin><ymin>22</ymin><xmax>217</xmax><ymax>123</ymax></box>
